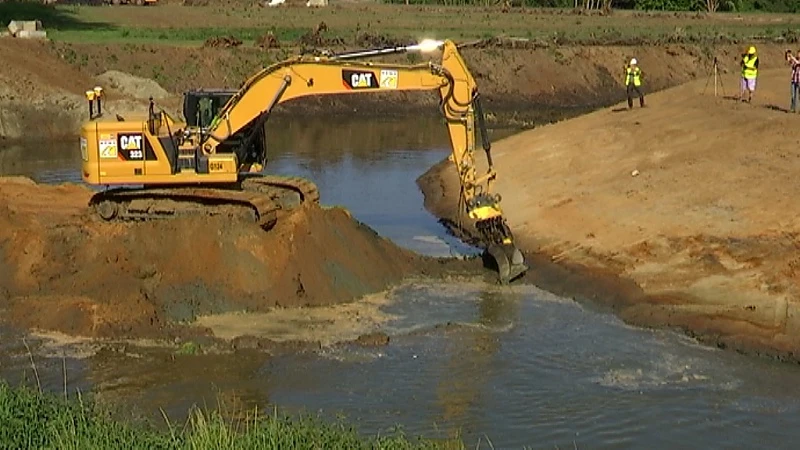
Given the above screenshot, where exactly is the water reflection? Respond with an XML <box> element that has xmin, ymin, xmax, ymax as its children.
<box><xmin>0</xmin><ymin>140</ymin><xmax>81</xmax><ymax>183</ymax></box>
<box><xmin>435</xmin><ymin>288</ymin><xmax>517</xmax><ymax>428</ymax></box>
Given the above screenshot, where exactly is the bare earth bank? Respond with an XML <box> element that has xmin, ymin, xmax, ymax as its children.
<box><xmin>419</xmin><ymin>68</ymin><xmax>800</xmax><ymax>363</ymax></box>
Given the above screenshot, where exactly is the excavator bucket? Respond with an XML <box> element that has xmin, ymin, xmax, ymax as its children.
<box><xmin>486</xmin><ymin>243</ymin><xmax>527</xmax><ymax>284</ymax></box>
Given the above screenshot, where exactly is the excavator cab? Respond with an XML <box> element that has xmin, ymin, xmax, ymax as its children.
<box><xmin>183</xmin><ymin>89</ymin><xmax>236</xmax><ymax>128</ymax></box>
<box><xmin>181</xmin><ymin>89</ymin><xmax>268</xmax><ymax>169</ymax></box>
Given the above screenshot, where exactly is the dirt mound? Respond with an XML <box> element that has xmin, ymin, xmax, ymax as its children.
<box><xmin>255</xmin><ymin>31</ymin><xmax>280</xmax><ymax>49</ymax></box>
<box><xmin>419</xmin><ymin>68</ymin><xmax>800</xmax><ymax>362</ymax></box>
<box><xmin>0</xmin><ymin>177</ymin><xmax>478</xmax><ymax>340</ymax></box>
<box><xmin>0</xmin><ymin>40</ymin><xmax>166</xmax><ymax>140</ymax></box>
<box><xmin>0</xmin><ymin>39</ymin><xmax>93</xmax><ymax>99</ymax></box>
<box><xmin>354</xmin><ymin>31</ymin><xmax>412</xmax><ymax>49</ymax></box>
<box><xmin>203</xmin><ymin>36</ymin><xmax>243</xmax><ymax>48</ymax></box>
<box><xmin>94</xmin><ymin>70</ymin><xmax>172</xmax><ymax>100</ymax></box>
<box><xmin>298</xmin><ymin>21</ymin><xmax>344</xmax><ymax>49</ymax></box>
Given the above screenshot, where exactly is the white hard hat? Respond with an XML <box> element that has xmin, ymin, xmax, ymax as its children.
<box><xmin>630</xmin><ymin>58</ymin><xmax>637</xmax><ymax>65</ymax></box>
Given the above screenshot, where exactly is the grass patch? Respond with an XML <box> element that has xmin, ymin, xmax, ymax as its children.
<box><xmin>0</xmin><ymin>381</ymin><xmax>467</xmax><ymax>449</ymax></box>
<box><xmin>0</xmin><ymin>3</ymin><xmax>790</xmax><ymax>47</ymax></box>
<box><xmin>35</xmin><ymin>3</ymin><xmax>800</xmax><ymax>47</ymax></box>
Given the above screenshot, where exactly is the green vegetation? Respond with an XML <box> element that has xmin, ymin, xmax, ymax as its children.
<box><xmin>3</xmin><ymin>1</ymin><xmax>800</xmax><ymax>47</ymax></box>
<box><xmin>382</xmin><ymin>0</ymin><xmax>799</xmax><ymax>12</ymax></box>
<box><xmin>0</xmin><ymin>381</ymin><xmax>465</xmax><ymax>449</ymax></box>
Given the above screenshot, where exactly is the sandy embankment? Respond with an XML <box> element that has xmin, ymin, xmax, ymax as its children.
<box><xmin>419</xmin><ymin>68</ymin><xmax>800</xmax><ymax>361</ymax></box>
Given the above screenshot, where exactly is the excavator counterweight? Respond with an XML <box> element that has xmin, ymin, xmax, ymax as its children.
<box><xmin>79</xmin><ymin>39</ymin><xmax>527</xmax><ymax>284</ymax></box>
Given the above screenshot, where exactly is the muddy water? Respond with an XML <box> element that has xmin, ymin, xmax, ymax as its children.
<box><xmin>3</xmin><ymin>116</ymin><xmax>800</xmax><ymax>448</ymax></box>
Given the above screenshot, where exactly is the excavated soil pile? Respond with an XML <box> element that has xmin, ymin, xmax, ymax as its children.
<box><xmin>419</xmin><ymin>68</ymin><xmax>800</xmax><ymax>362</ymax></box>
<box><xmin>0</xmin><ymin>177</ymin><xmax>476</xmax><ymax>340</ymax></box>
<box><xmin>94</xmin><ymin>70</ymin><xmax>172</xmax><ymax>101</ymax></box>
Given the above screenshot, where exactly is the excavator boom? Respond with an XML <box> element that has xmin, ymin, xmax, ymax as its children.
<box><xmin>80</xmin><ymin>39</ymin><xmax>527</xmax><ymax>283</ymax></box>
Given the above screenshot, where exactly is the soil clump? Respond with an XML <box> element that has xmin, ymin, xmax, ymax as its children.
<box><xmin>203</xmin><ymin>35</ymin><xmax>243</xmax><ymax>48</ymax></box>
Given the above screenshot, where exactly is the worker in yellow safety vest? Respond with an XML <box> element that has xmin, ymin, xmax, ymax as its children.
<box><xmin>739</xmin><ymin>46</ymin><xmax>759</xmax><ymax>103</ymax></box>
<box><xmin>624</xmin><ymin>58</ymin><xmax>645</xmax><ymax>109</ymax></box>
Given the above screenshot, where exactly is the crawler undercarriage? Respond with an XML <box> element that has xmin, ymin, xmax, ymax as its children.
<box><xmin>89</xmin><ymin>174</ymin><xmax>320</xmax><ymax>230</ymax></box>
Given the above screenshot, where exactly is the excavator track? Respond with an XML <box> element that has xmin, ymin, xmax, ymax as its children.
<box><xmin>240</xmin><ymin>174</ymin><xmax>321</xmax><ymax>207</ymax></box>
<box><xmin>88</xmin><ymin>174</ymin><xmax>320</xmax><ymax>230</ymax></box>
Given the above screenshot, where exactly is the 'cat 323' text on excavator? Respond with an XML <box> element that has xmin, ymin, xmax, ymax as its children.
<box><xmin>79</xmin><ymin>39</ymin><xmax>527</xmax><ymax>283</ymax></box>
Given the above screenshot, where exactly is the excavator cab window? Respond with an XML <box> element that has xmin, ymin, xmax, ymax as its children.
<box><xmin>196</xmin><ymin>98</ymin><xmax>213</xmax><ymax>128</ymax></box>
<box><xmin>183</xmin><ymin>90</ymin><xmax>236</xmax><ymax>129</ymax></box>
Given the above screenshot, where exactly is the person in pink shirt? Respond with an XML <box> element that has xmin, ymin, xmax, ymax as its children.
<box><xmin>787</xmin><ymin>49</ymin><xmax>800</xmax><ymax>113</ymax></box>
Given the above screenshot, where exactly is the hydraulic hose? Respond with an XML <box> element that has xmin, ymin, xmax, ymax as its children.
<box><xmin>436</xmin><ymin>66</ymin><xmax>456</xmax><ymax>119</ymax></box>
<box><xmin>473</xmin><ymin>93</ymin><xmax>493</xmax><ymax>169</ymax></box>
<box><xmin>238</xmin><ymin>75</ymin><xmax>292</xmax><ymax>164</ymax></box>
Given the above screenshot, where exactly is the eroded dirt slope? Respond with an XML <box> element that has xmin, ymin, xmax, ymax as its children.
<box><xmin>0</xmin><ymin>177</ymin><xmax>476</xmax><ymax>340</ymax></box>
<box><xmin>0</xmin><ymin>40</ymin><xmax>179</xmax><ymax>140</ymax></box>
<box><xmin>420</xmin><ymin>68</ymin><xmax>800</xmax><ymax>361</ymax></box>
<box><xmin>52</xmin><ymin>39</ymin><xmax>793</xmax><ymax>110</ymax></box>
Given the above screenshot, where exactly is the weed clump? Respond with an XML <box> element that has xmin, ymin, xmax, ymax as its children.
<box><xmin>0</xmin><ymin>381</ymin><xmax>463</xmax><ymax>449</ymax></box>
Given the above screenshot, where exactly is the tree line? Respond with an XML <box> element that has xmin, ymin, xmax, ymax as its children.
<box><xmin>383</xmin><ymin>0</ymin><xmax>799</xmax><ymax>13</ymax></box>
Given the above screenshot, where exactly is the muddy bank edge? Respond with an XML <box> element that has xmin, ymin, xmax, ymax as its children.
<box><xmin>417</xmin><ymin>155</ymin><xmax>800</xmax><ymax>364</ymax></box>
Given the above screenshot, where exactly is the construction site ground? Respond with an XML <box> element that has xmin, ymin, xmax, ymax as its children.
<box><xmin>2</xmin><ymin>2</ymin><xmax>800</xmax><ymax>360</ymax></box>
<box><xmin>0</xmin><ymin>177</ymin><xmax>480</xmax><ymax>342</ymax></box>
<box><xmin>419</xmin><ymin>67</ymin><xmax>800</xmax><ymax>362</ymax></box>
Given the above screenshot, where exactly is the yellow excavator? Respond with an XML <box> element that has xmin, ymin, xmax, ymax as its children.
<box><xmin>79</xmin><ymin>39</ymin><xmax>527</xmax><ymax>283</ymax></box>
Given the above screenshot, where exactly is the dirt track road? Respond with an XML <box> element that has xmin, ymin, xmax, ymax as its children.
<box><xmin>421</xmin><ymin>67</ymin><xmax>800</xmax><ymax>361</ymax></box>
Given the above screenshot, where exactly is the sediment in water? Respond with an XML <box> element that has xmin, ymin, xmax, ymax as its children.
<box><xmin>0</xmin><ymin>177</ymin><xmax>480</xmax><ymax>341</ymax></box>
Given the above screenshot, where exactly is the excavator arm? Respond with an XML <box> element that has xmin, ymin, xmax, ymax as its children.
<box><xmin>80</xmin><ymin>39</ymin><xmax>526</xmax><ymax>283</ymax></box>
<box><xmin>196</xmin><ymin>39</ymin><xmax>526</xmax><ymax>283</ymax></box>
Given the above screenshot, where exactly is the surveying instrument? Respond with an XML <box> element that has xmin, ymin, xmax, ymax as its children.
<box><xmin>703</xmin><ymin>56</ymin><xmax>725</xmax><ymax>97</ymax></box>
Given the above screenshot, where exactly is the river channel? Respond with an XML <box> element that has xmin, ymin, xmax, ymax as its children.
<box><xmin>2</xmin><ymin>115</ymin><xmax>800</xmax><ymax>448</ymax></box>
